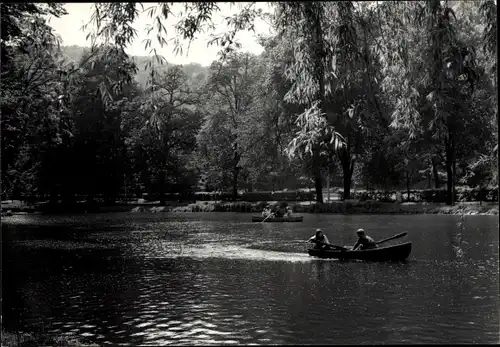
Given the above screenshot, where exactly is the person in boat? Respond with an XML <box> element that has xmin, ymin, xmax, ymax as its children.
<box><xmin>274</xmin><ymin>205</ymin><xmax>284</xmax><ymax>218</ymax></box>
<box><xmin>262</xmin><ymin>205</ymin><xmax>272</xmax><ymax>217</ymax></box>
<box><xmin>285</xmin><ymin>206</ymin><xmax>293</xmax><ymax>217</ymax></box>
<box><xmin>352</xmin><ymin>229</ymin><xmax>377</xmax><ymax>251</ymax></box>
<box><xmin>308</xmin><ymin>229</ymin><xmax>331</xmax><ymax>249</ymax></box>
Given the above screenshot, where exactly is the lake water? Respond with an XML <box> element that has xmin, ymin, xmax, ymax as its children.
<box><xmin>2</xmin><ymin>212</ymin><xmax>499</xmax><ymax>345</ymax></box>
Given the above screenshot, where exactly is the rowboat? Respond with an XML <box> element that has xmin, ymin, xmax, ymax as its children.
<box><xmin>308</xmin><ymin>242</ymin><xmax>412</xmax><ymax>262</ymax></box>
<box><xmin>251</xmin><ymin>215</ymin><xmax>303</xmax><ymax>223</ymax></box>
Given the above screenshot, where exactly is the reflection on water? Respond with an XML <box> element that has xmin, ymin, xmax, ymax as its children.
<box><xmin>2</xmin><ymin>213</ymin><xmax>499</xmax><ymax>345</ymax></box>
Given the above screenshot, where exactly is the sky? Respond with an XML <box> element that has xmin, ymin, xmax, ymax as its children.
<box><xmin>47</xmin><ymin>2</ymin><xmax>275</xmax><ymax>66</ymax></box>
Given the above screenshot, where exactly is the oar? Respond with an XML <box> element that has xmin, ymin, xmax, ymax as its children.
<box><xmin>375</xmin><ymin>232</ymin><xmax>407</xmax><ymax>245</ymax></box>
<box><xmin>261</xmin><ymin>212</ymin><xmax>275</xmax><ymax>223</ymax></box>
<box><xmin>309</xmin><ymin>239</ymin><xmax>349</xmax><ymax>251</ymax></box>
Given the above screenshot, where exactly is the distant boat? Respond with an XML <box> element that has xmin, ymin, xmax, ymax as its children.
<box><xmin>251</xmin><ymin>215</ymin><xmax>303</xmax><ymax>223</ymax></box>
<box><xmin>308</xmin><ymin>242</ymin><xmax>412</xmax><ymax>262</ymax></box>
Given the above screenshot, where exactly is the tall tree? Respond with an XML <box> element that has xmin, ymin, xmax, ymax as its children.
<box><xmin>0</xmin><ymin>3</ymin><xmax>70</xmax><ymax>200</ymax></box>
<box><xmin>275</xmin><ymin>2</ymin><xmax>348</xmax><ymax>203</ymax></box>
<box><xmin>375</xmin><ymin>1</ymin><xmax>482</xmax><ymax>205</ymax></box>
<box><xmin>124</xmin><ymin>65</ymin><xmax>201</xmax><ymax>203</ymax></box>
<box><xmin>197</xmin><ymin>52</ymin><xmax>265</xmax><ymax>200</ymax></box>
<box><xmin>69</xmin><ymin>47</ymin><xmax>140</xmax><ymax>204</ymax></box>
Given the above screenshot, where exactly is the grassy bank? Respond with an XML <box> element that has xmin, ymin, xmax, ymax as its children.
<box><xmin>168</xmin><ymin>201</ymin><xmax>499</xmax><ymax>215</ymax></box>
<box><xmin>1</xmin><ymin>329</ymin><xmax>98</xmax><ymax>347</ymax></box>
<box><xmin>2</xmin><ymin>200</ymin><xmax>498</xmax><ymax>216</ymax></box>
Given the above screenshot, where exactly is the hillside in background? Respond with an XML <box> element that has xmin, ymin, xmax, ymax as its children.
<box><xmin>61</xmin><ymin>45</ymin><xmax>209</xmax><ymax>88</ymax></box>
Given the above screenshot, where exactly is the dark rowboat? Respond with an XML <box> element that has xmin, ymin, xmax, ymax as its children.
<box><xmin>252</xmin><ymin>215</ymin><xmax>303</xmax><ymax>223</ymax></box>
<box><xmin>308</xmin><ymin>242</ymin><xmax>412</xmax><ymax>262</ymax></box>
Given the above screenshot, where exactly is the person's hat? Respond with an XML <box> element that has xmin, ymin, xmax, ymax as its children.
<box><xmin>356</xmin><ymin>228</ymin><xmax>365</xmax><ymax>234</ymax></box>
<box><xmin>316</xmin><ymin>228</ymin><xmax>322</xmax><ymax>232</ymax></box>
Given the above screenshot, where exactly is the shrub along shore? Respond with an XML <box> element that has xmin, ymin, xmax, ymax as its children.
<box><xmin>170</xmin><ymin>200</ymin><xmax>499</xmax><ymax>215</ymax></box>
<box><xmin>2</xmin><ymin>187</ymin><xmax>498</xmax><ymax>216</ymax></box>
<box><xmin>1</xmin><ymin>199</ymin><xmax>498</xmax><ymax>216</ymax></box>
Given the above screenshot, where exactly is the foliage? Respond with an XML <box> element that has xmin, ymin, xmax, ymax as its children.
<box><xmin>1</xmin><ymin>3</ymin><xmax>71</xmax><ymax>200</ymax></box>
<box><xmin>343</xmin><ymin>187</ymin><xmax>499</xmax><ymax>204</ymax></box>
<box><xmin>196</xmin><ymin>51</ymin><xmax>272</xmax><ymax>198</ymax></box>
<box><xmin>1</xmin><ymin>2</ymin><xmax>497</xmax><ymax>206</ymax></box>
<box><xmin>123</xmin><ymin>65</ymin><xmax>202</xmax><ymax>202</ymax></box>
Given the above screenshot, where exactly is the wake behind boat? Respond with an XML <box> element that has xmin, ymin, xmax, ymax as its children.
<box><xmin>252</xmin><ymin>215</ymin><xmax>304</xmax><ymax>222</ymax></box>
<box><xmin>308</xmin><ymin>242</ymin><xmax>412</xmax><ymax>261</ymax></box>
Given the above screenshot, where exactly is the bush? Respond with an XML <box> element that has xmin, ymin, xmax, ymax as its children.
<box><xmin>241</xmin><ymin>191</ymin><xmax>314</xmax><ymax>202</ymax></box>
<box><xmin>339</xmin><ymin>187</ymin><xmax>498</xmax><ymax>203</ymax></box>
<box><xmin>142</xmin><ymin>187</ymin><xmax>498</xmax><ymax>204</ymax></box>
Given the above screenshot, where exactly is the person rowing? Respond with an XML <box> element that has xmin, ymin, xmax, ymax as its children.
<box><xmin>308</xmin><ymin>229</ymin><xmax>331</xmax><ymax>250</ymax></box>
<box><xmin>261</xmin><ymin>205</ymin><xmax>272</xmax><ymax>217</ymax></box>
<box><xmin>274</xmin><ymin>205</ymin><xmax>284</xmax><ymax>218</ymax></box>
<box><xmin>352</xmin><ymin>228</ymin><xmax>378</xmax><ymax>251</ymax></box>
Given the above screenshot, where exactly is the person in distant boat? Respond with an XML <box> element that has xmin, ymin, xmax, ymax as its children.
<box><xmin>262</xmin><ymin>205</ymin><xmax>273</xmax><ymax>217</ymax></box>
<box><xmin>274</xmin><ymin>206</ymin><xmax>284</xmax><ymax>218</ymax></box>
<box><xmin>308</xmin><ymin>229</ymin><xmax>331</xmax><ymax>249</ymax></box>
<box><xmin>352</xmin><ymin>229</ymin><xmax>377</xmax><ymax>250</ymax></box>
<box><xmin>285</xmin><ymin>206</ymin><xmax>293</xmax><ymax>217</ymax></box>
<box><xmin>262</xmin><ymin>205</ymin><xmax>269</xmax><ymax>217</ymax></box>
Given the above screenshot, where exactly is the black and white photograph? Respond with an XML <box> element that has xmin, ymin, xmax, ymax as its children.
<box><xmin>1</xmin><ymin>1</ymin><xmax>498</xmax><ymax>345</ymax></box>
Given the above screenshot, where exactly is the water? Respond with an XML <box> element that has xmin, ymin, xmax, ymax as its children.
<box><xmin>2</xmin><ymin>213</ymin><xmax>499</xmax><ymax>345</ymax></box>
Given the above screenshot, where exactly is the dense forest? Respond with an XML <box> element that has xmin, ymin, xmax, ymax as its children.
<box><xmin>1</xmin><ymin>1</ymin><xmax>497</xmax><ymax>206</ymax></box>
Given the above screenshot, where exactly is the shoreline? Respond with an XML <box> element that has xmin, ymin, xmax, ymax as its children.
<box><xmin>1</xmin><ymin>200</ymin><xmax>498</xmax><ymax>216</ymax></box>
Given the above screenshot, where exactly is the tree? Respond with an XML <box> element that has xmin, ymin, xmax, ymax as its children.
<box><xmin>124</xmin><ymin>65</ymin><xmax>201</xmax><ymax>203</ymax></box>
<box><xmin>374</xmin><ymin>1</ymin><xmax>485</xmax><ymax>205</ymax></box>
<box><xmin>1</xmin><ymin>3</ymin><xmax>71</xmax><ymax>201</ymax></box>
<box><xmin>68</xmin><ymin>47</ymin><xmax>140</xmax><ymax>204</ymax></box>
<box><xmin>197</xmin><ymin>52</ymin><xmax>266</xmax><ymax>200</ymax></box>
<box><xmin>458</xmin><ymin>0</ymin><xmax>498</xmax><ymax>187</ymax></box>
<box><xmin>275</xmin><ymin>2</ymin><xmax>346</xmax><ymax>203</ymax></box>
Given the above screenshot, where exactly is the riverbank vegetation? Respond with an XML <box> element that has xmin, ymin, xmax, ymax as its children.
<box><xmin>2</xmin><ymin>197</ymin><xmax>498</xmax><ymax>216</ymax></box>
<box><xmin>1</xmin><ymin>2</ymin><xmax>498</xmax><ymax>212</ymax></box>
<box><xmin>170</xmin><ymin>200</ymin><xmax>499</xmax><ymax>215</ymax></box>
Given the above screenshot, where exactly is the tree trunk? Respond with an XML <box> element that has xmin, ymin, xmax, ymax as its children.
<box><xmin>445</xmin><ymin>139</ymin><xmax>455</xmax><ymax>206</ymax></box>
<box><xmin>312</xmin><ymin>148</ymin><xmax>324</xmax><ymax>203</ymax></box>
<box><xmin>343</xmin><ymin>165</ymin><xmax>352</xmax><ymax>200</ymax></box>
<box><xmin>406</xmin><ymin>171</ymin><xmax>411</xmax><ymax>202</ymax></box>
<box><xmin>314</xmin><ymin>172</ymin><xmax>323</xmax><ymax>203</ymax></box>
<box><xmin>309</xmin><ymin>3</ymin><xmax>325</xmax><ymax>205</ymax></box>
<box><xmin>232</xmin><ymin>166</ymin><xmax>239</xmax><ymax>202</ymax></box>
<box><xmin>452</xmin><ymin>157</ymin><xmax>457</xmax><ymax>204</ymax></box>
<box><xmin>158</xmin><ymin>173</ymin><xmax>165</xmax><ymax>205</ymax></box>
<box><xmin>431</xmin><ymin>157</ymin><xmax>441</xmax><ymax>188</ymax></box>
<box><xmin>340</xmin><ymin>146</ymin><xmax>355</xmax><ymax>201</ymax></box>
<box><xmin>427</xmin><ymin>161</ymin><xmax>432</xmax><ymax>189</ymax></box>
<box><xmin>326</xmin><ymin>172</ymin><xmax>330</xmax><ymax>203</ymax></box>
<box><xmin>231</xmin><ymin>141</ymin><xmax>241</xmax><ymax>202</ymax></box>
<box><xmin>445</xmin><ymin>157</ymin><xmax>453</xmax><ymax>205</ymax></box>
<box><xmin>445</xmin><ymin>129</ymin><xmax>456</xmax><ymax>206</ymax></box>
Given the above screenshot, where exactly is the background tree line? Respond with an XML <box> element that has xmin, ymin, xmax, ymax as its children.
<box><xmin>1</xmin><ymin>1</ymin><xmax>497</xmax><ymax>206</ymax></box>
